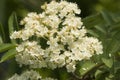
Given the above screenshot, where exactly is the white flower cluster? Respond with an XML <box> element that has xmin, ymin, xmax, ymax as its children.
<box><xmin>10</xmin><ymin>1</ymin><xmax>103</xmax><ymax>72</ymax></box>
<box><xmin>8</xmin><ymin>70</ymin><xmax>56</xmax><ymax>80</ymax></box>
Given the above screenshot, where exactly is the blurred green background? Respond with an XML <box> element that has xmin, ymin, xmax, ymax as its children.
<box><xmin>0</xmin><ymin>0</ymin><xmax>120</xmax><ymax>80</ymax></box>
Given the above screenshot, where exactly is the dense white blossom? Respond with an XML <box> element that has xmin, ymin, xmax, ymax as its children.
<box><xmin>8</xmin><ymin>70</ymin><xmax>56</xmax><ymax>80</ymax></box>
<box><xmin>10</xmin><ymin>0</ymin><xmax>103</xmax><ymax>73</ymax></box>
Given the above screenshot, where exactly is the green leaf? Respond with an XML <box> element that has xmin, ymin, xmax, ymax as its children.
<box><xmin>8</xmin><ymin>12</ymin><xmax>19</xmax><ymax>43</ymax></box>
<box><xmin>87</xmin><ymin>29</ymin><xmax>99</xmax><ymax>37</ymax></box>
<box><xmin>0</xmin><ymin>48</ymin><xmax>17</xmax><ymax>63</ymax></box>
<box><xmin>79</xmin><ymin>61</ymin><xmax>96</xmax><ymax>76</ymax></box>
<box><xmin>0</xmin><ymin>43</ymin><xmax>16</xmax><ymax>53</ymax></box>
<box><xmin>110</xmin><ymin>21</ymin><xmax>120</xmax><ymax>31</ymax></box>
<box><xmin>101</xmin><ymin>10</ymin><xmax>115</xmax><ymax>25</ymax></box>
<box><xmin>102</xmin><ymin>58</ymin><xmax>113</xmax><ymax>68</ymax></box>
<box><xmin>58</xmin><ymin>68</ymin><xmax>70</xmax><ymax>80</ymax></box>
<box><xmin>0</xmin><ymin>23</ymin><xmax>5</xmax><ymax>42</ymax></box>
<box><xmin>95</xmin><ymin>69</ymin><xmax>109</xmax><ymax>80</ymax></box>
<box><xmin>94</xmin><ymin>25</ymin><xmax>106</xmax><ymax>34</ymax></box>
<box><xmin>82</xmin><ymin>13</ymin><xmax>104</xmax><ymax>28</ymax></box>
<box><xmin>0</xmin><ymin>36</ymin><xmax>2</xmax><ymax>43</ymax></box>
<box><xmin>118</xmin><ymin>52</ymin><xmax>120</xmax><ymax>56</ymax></box>
<box><xmin>109</xmin><ymin>39</ymin><xmax>120</xmax><ymax>54</ymax></box>
<box><xmin>95</xmin><ymin>70</ymin><xmax>102</xmax><ymax>78</ymax></box>
<box><xmin>105</xmin><ymin>77</ymin><xmax>111</xmax><ymax>80</ymax></box>
<box><xmin>8</xmin><ymin>13</ymin><xmax>14</xmax><ymax>36</ymax></box>
<box><xmin>36</xmin><ymin>68</ymin><xmax>54</xmax><ymax>78</ymax></box>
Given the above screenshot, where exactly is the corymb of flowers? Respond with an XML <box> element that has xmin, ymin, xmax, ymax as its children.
<box><xmin>10</xmin><ymin>1</ymin><xmax>103</xmax><ymax>72</ymax></box>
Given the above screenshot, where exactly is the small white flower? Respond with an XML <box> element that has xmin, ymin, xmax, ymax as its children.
<box><xmin>10</xmin><ymin>31</ymin><xmax>22</xmax><ymax>39</ymax></box>
<box><xmin>16</xmin><ymin>44</ymin><xmax>24</xmax><ymax>52</ymax></box>
<box><xmin>66</xmin><ymin>61</ymin><xmax>76</xmax><ymax>72</ymax></box>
